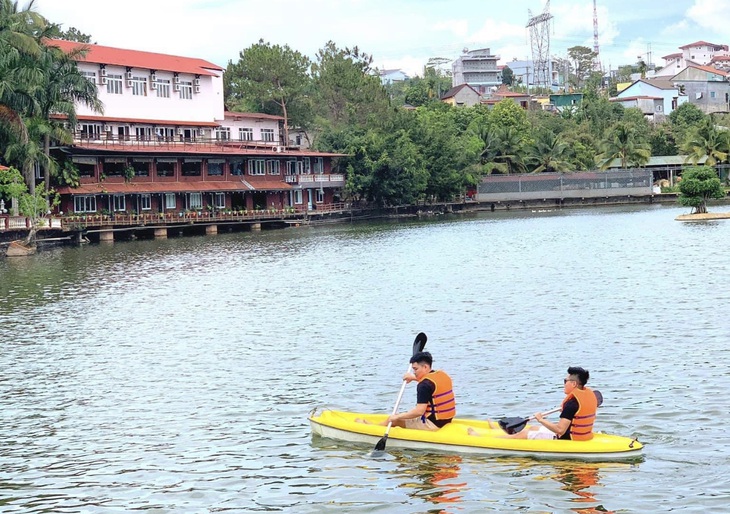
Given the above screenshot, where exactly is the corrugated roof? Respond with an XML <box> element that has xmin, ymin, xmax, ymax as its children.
<box><xmin>46</xmin><ymin>38</ymin><xmax>223</xmax><ymax>76</ymax></box>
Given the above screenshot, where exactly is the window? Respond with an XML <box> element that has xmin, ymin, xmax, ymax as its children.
<box><xmin>156</xmin><ymin>159</ymin><xmax>176</xmax><ymax>177</ymax></box>
<box><xmin>132</xmin><ymin>160</ymin><xmax>150</xmax><ymax>177</ymax></box>
<box><xmin>79</xmin><ymin>123</ymin><xmax>101</xmax><ymax>140</ymax></box>
<box><xmin>239</xmin><ymin>128</ymin><xmax>253</xmax><ymax>141</ymax></box>
<box><xmin>112</xmin><ymin>194</ymin><xmax>126</xmax><ymax>212</ymax></box>
<box><xmin>188</xmin><ymin>192</ymin><xmax>203</xmax><ymax>210</ymax></box>
<box><xmin>81</xmin><ymin>70</ymin><xmax>96</xmax><ymax>83</ymax></box>
<box><xmin>155</xmin><ymin>127</ymin><xmax>175</xmax><ymax>141</ymax></box>
<box><xmin>261</xmin><ymin>128</ymin><xmax>274</xmax><ymax>142</ymax></box>
<box><xmin>135</xmin><ymin>127</ymin><xmax>152</xmax><ymax>141</ymax></box>
<box><xmin>140</xmin><ymin>194</ymin><xmax>151</xmax><ymax>211</ymax></box>
<box><xmin>286</xmin><ymin>160</ymin><xmax>303</xmax><ymax>175</ymax></box>
<box><xmin>74</xmin><ymin>195</ymin><xmax>97</xmax><ymax>213</ymax></box>
<box><xmin>215</xmin><ymin>127</ymin><xmax>231</xmax><ymax>141</ymax></box>
<box><xmin>293</xmin><ymin>190</ymin><xmax>303</xmax><ymax>204</ymax></box>
<box><xmin>106</xmin><ymin>74</ymin><xmax>123</xmax><ymax>95</ymax></box>
<box><xmin>131</xmin><ymin>76</ymin><xmax>147</xmax><ymax>96</ymax></box>
<box><xmin>303</xmin><ymin>158</ymin><xmax>311</xmax><ymax>174</ymax></box>
<box><xmin>156</xmin><ymin>79</ymin><xmax>171</xmax><ymax>98</ymax></box>
<box><xmin>267</xmin><ymin>160</ymin><xmax>280</xmax><ymax>175</ymax></box>
<box><xmin>316</xmin><ymin>189</ymin><xmax>324</xmax><ymax>203</ymax></box>
<box><xmin>103</xmin><ymin>159</ymin><xmax>126</xmax><ymax>176</ymax></box>
<box><xmin>314</xmin><ymin>157</ymin><xmax>324</xmax><ymax>173</ymax></box>
<box><xmin>181</xmin><ymin>160</ymin><xmax>202</xmax><ymax>176</ymax></box>
<box><xmin>230</xmin><ymin>159</ymin><xmax>244</xmax><ymax>176</ymax></box>
<box><xmin>248</xmin><ymin>159</ymin><xmax>266</xmax><ymax>175</ymax></box>
<box><xmin>214</xmin><ymin>193</ymin><xmax>225</xmax><ymax>209</ymax></box>
<box><xmin>179</xmin><ymin>80</ymin><xmax>193</xmax><ymax>100</ymax></box>
<box><xmin>710</xmin><ymin>91</ymin><xmax>716</xmax><ymax>99</ymax></box>
<box><xmin>164</xmin><ymin>193</ymin><xmax>176</xmax><ymax>210</ymax></box>
<box><xmin>208</xmin><ymin>159</ymin><xmax>224</xmax><ymax>176</ymax></box>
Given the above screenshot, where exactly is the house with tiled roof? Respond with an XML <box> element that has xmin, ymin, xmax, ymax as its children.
<box><xmin>440</xmin><ymin>84</ymin><xmax>481</xmax><ymax>107</ymax></box>
<box><xmin>671</xmin><ymin>64</ymin><xmax>730</xmax><ymax>114</ymax></box>
<box><xmin>609</xmin><ymin>79</ymin><xmax>686</xmax><ymax>120</ymax></box>
<box><xmin>481</xmin><ymin>85</ymin><xmax>530</xmax><ymax>110</ymax></box>
<box><xmin>44</xmin><ymin>39</ymin><xmax>345</xmax><ymax>232</ymax></box>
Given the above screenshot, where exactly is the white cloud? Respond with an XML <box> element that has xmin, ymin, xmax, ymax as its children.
<box><xmin>686</xmin><ymin>0</ymin><xmax>730</xmax><ymax>34</ymax></box>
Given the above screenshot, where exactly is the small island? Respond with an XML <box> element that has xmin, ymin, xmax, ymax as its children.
<box><xmin>674</xmin><ymin>166</ymin><xmax>730</xmax><ymax>222</ymax></box>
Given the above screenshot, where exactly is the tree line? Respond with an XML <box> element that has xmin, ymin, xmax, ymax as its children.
<box><xmin>2</xmin><ymin>1</ymin><xmax>729</xmax><ymax>213</ymax></box>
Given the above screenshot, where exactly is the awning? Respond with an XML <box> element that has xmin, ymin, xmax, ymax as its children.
<box><xmin>56</xmin><ymin>180</ymin><xmax>291</xmax><ymax>195</ymax></box>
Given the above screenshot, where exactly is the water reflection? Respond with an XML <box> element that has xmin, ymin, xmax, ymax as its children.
<box><xmin>396</xmin><ymin>453</ymin><xmax>466</xmax><ymax>512</ymax></box>
<box><xmin>549</xmin><ymin>462</ymin><xmax>625</xmax><ymax>513</ymax></box>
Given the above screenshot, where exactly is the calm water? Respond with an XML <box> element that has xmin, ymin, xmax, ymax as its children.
<box><xmin>1</xmin><ymin>203</ymin><xmax>729</xmax><ymax>513</ymax></box>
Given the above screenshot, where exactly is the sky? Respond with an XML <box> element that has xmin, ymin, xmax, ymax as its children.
<box><xmin>34</xmin><ymin>0</ymin><xmax>730</xmax><ymax>79</ymax></box>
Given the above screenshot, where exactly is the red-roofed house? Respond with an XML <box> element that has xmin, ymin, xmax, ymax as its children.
<box><xmin>654</xmin><ymin>41</ymin><xmax>730</xmax><ymax>78</ymax></box>
<box><xmin>44</xmin><ymin>39</ymin><xmax>345</xmax><ymax>221</ymax></box>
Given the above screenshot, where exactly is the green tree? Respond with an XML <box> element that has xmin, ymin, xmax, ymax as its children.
<box><xmin>225</xmin><ymin>39</ymin><xmax>311</xmax><ymax>143</ymax></box>
<box><xmin>0</xmin><ymin>0</ymin><xmax>48</xmax><ymax>190</ymax></box>
<box><xmin>567</xmin><ymin>46</ymin><xmax>597</xmax><ymax>88</ymax></box>
<box><xmin>524</xmin><ymin>130</ymin><xmax>572</xmax><ymax>173</ymax></box>
<box><xmin>596</xmin><ymin>122</ymin><xmax>651</xmax><ymax>169</ymax></box>
<box><xmin>33</xmin><ymin>40</ymin><xmax>103</xmax><ymax>192</ymax></box>
<box><xmin>311</xmin><ymin>41</ymin><xmax>388</xmax><ymax>131</ymax></box>
<box><xmin>47</xmin><ymin>24</ymin><xmax>91</xmax><ymax>42</ymax></box>
<box><xmin>501</xmin><ymin>65</ymin><xmax>514</xmax><ymax>86</ymax></box>
<box><xmin>680</xmin><ymin>117</ymin><xmax>729</xmax><ymax>166</ymax></box>
<box><xmin>678</xmin><ymin>166</ymin><xmax>725</xmax><ymax>214</ymax></box>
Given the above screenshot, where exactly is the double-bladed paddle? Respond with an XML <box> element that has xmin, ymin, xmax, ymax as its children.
<box><xmin>498</xmin><ymin>389</ymin><xmax>604</xmax><ymax>434</ymax></box>
<box><xmin>373</xmin><ymin>332</ymin><xmax>427</xmax><ymax>453</ymax></box>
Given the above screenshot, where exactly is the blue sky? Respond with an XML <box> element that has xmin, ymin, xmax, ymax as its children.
<box><xmin>36</xmin><ymin>0</ymin><xmax>730</xmax><ymax>77</ymax></box>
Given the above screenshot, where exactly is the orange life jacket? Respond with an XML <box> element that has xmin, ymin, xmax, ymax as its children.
<box><xmin>421</xmin><ymin>370</ymin><xmax>456</xmax><ymax>420</ymax></box>
<box><xmin>563</xmin><ymin>387</ymin><xmax>597</xmax><ymax>441</ymax></box>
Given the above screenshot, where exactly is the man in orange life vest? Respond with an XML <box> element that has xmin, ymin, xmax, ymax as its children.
<box><xmin>509</xmin><ymin>366</ymin><xmax>598</xmax><ymax>440</ymax></box>
<box><xmin>382</xmin><ymin>351</ymin><xmax>456</xmax><ymax>431</ymax></box>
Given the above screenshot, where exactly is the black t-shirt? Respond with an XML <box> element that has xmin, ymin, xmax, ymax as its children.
<box><xmin>559</xmin><ymin>397</ymin><xmax>579</xmax><ymax>440</ymax></box>
<box><xmin>415</xmin><ymin>378</ymin><xmax>451</xmax><ymax>427</ymax></box>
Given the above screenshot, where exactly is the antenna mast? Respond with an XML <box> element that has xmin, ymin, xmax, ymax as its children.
<box><xmin>527</xmin><ymin>0</ymin><xmax>553</xmax><ymax>89</ymax></box>
<box><xmin>593</xmin><ymin>0</ymin><xmax>601</xmax><ymax>70</ymax></box>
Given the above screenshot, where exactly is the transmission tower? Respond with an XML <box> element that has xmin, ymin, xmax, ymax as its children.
<box><xmin>527</xmin><ymin>1</ymin><xmax>553</xmax><ymax>88</ymax></box>
<box><xmin>592</xmin><ymin>0</ymin><xmax>601</xmax><ymax>71</ymax></box>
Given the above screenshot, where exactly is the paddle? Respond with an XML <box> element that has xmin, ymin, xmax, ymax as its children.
<box><xmin>373</xmin><ymin>332</ymin><xmax>428</xmax><ymax>452</ymax></box>
<box><xmin>498</xmin><ymin>389</ymin><xmax>604</xmax><ymax>435</ymax></box>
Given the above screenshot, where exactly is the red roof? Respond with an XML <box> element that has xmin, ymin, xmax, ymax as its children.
<box><xmin>55</xmin><ymin>180</ymin><xmax>292</xmax><ymax>195</ymax></box>
<box><xmin>679</xmin><ymin>41</ymin><xmax>728</xmax><ymax>51</ymax></box>
<box><xmin>46</xmin><ymin>39</ymin><xmax>223</xmax><ymax>76</ymax></box>
<box><xmin>684</xmin><ymin>64</ymin><xmax>729</xmax><ymax>76</ymax></box>
<box><xmin>66</xmin><ymin>141</ymin><xmax>345</xmax><ymax>158</ymax></box>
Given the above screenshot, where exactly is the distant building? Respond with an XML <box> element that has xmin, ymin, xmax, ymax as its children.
<box><xmin>379</xmin><ymin>69</ymin><xmax>409</xmax><ymax>85</ymax></box>
<box><xmin>451</xmin><ymin>48</ymin><xmax>501</xmax><ymax>94</ymax></box>
<box><xmin>440</xmin><ymin>84</ymin><xmax>481</xmax><ymax>107</ymax></box>
<box><xmin>653</xmin><ymin>40</ymin><xmax>730</xmax><ymax>78</ymax></box>
<box><xmin>548</xmin><ymin>93</ymin><xmax>583</xmax><ymax>113</ymax></box>
<box><xmin>610</xmin><ymin>79</ymin><xmax>686</xmax><ymax>120</ymax></box>
<box><xmin>672</xmin><ymin>65</ymin><xmax>730</xmax><ymax>114</ymax></box>
<box><xmin>502</xmin><ymin>58</ymin><xmax>562</xmax><ymax>89</ymax></box>
<box><xmin>482</xmin><ymin>85</ymin><xmax>530</xmax><ymax>109</ymax></box>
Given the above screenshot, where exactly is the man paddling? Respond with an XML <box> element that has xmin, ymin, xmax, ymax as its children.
<box><xmin>358</xmin><ymin>351</ymin><xmax>456</xmax><ymax>431</ymax></box>
<box><xmin>506</xmin><ymin>366</ymin><xmax>598</xmax><ymax>440</ymax></box>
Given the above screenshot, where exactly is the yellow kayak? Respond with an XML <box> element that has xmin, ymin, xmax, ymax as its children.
<box><xmin>309</xmin><ymin>408</ymin><xmax>643</xmax><ymax>461</ymax></box>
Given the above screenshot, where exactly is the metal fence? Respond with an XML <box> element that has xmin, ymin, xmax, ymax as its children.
<box><xmin>476</xmin><ymin>169</ymin><xmax>654</xmax><ymax>202</ymax></box>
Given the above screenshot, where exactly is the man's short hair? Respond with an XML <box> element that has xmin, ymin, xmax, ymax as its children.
<box><xmin>568</xmin><ymin>366</ymin><xmax>589</xmax><ymax>386</ymax></box>
<box><xmin>410</xmin><ymin>351</ymin><xmax>433</xmax><ymax>367</ymax></box>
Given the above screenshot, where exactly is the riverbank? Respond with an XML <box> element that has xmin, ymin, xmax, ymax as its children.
<box><xmin>0</xmin><ymin>192</ymin><xmax>719</xmax><ymax>253</ymax></box>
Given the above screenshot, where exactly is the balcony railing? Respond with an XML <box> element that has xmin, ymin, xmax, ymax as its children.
<box><xmin>284</xmin><ymin>173</ymin><xmax>345</xmax><ymax>184</ymax></box>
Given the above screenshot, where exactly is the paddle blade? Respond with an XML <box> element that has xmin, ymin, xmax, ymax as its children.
<box><xmin>498</xmin><ymin>417</ymin><xmax>528</xmax><ymax>434</ymax></box>
<box><xmin>374</xmin><ymin>434</ymin><xmax>388</xmax><ymax>452</ymax></box>
<box><xmin>412</xmin><ymin>332</ymin><xmax>427</xmax><ymax>355</ymax></box>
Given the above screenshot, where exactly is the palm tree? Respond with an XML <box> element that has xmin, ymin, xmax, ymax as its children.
<box><xmin>0</xmin><ymin>0</ymin><xmax>47</xmax><ymax>192</ymax></box>
<box><xmin>479</xmin><ymin>125</ymin><xmax>526</xmax><ymax>174</ymax></box>
<box><xmin>681</xmin><ymin>117</ymin><xmax>730</xmax><ymax>166</ymax></box>
<box><xmin>596</xmin><ymin>122</ymin><xmax>651</xmax><ymax>169</ymax></box>
<box><xmin>525</xmin><ymin>131</ymin><xmax>572</xmax><ymax>173</ymax></box>
<box><xmin>33</xmin><ymin>41</ymin><xmax>103</xmax><ymax>192</ymax></box>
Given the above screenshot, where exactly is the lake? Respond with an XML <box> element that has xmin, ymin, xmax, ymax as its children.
<box><xmin>1</xmin><ymin>203</ymin><xmax>729</xmax><ymax>512</ymax></box>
